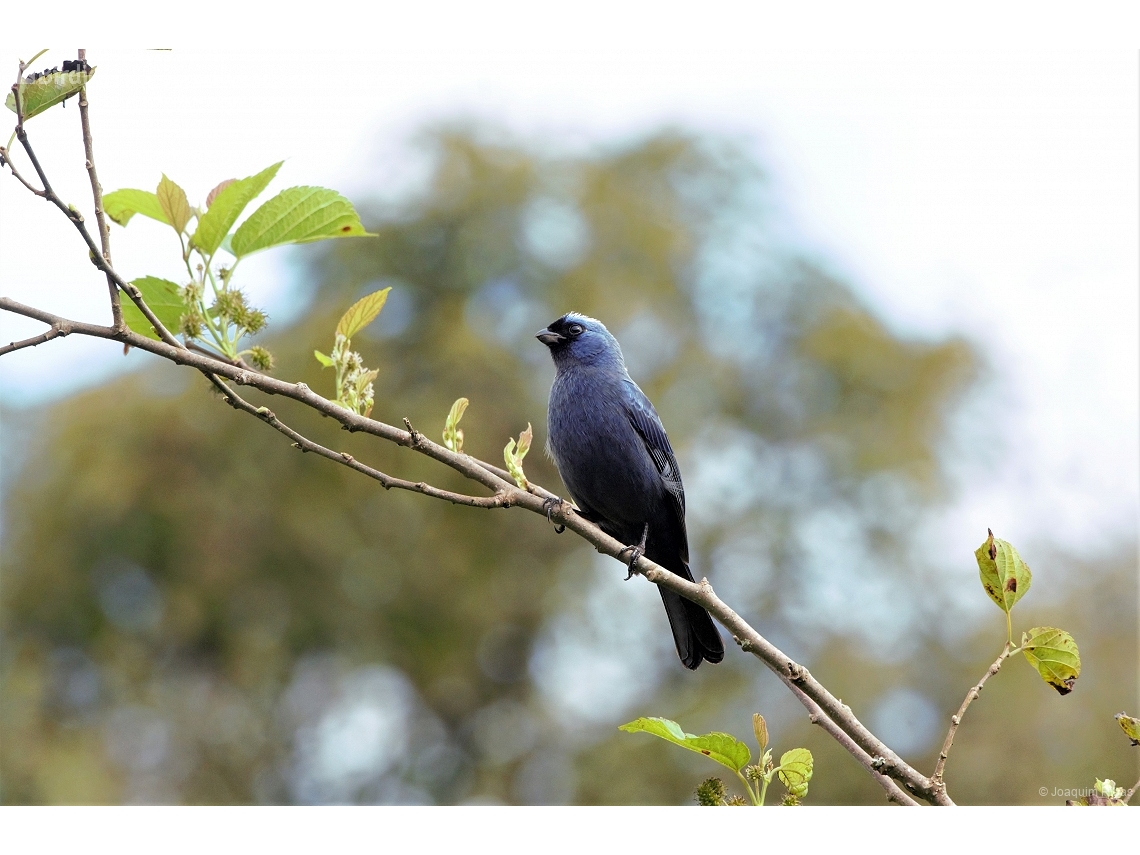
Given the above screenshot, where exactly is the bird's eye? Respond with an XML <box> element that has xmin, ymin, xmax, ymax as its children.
<box><xmin>567</xmin><ymin>323</ymin><xmax>584</xmax><ymax>336</ymax></box>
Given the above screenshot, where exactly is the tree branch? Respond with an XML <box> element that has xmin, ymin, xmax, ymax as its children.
<box><xmin>789</xmin><ymin>683</ymin><xmax>920</xmax><ymax>805</ymax></box>
<box><xmin>205</xmin><ymin>374</ymin><xmax>519</xmax><ymax>509</ymax></box>
<box><xmin>0</xmin><ymin>323</ymin><xmax>69</xmax><ymax>356</ymax></box>
<box><xmin>0</xmin><ymin>82</ymin><xmax>949</xmax><ymax>802</ymax></box>
<box><xmin>75</xmin><ymin>49</ymin><xmax>122</xmax><ymax>332</ymax></box>
<box><xmin>0</xmin><ymin>293</ymin><xmax>956</xmax><ymax>803</ymax></box>
<box><xmin>932</xmin><ymin>643</ymin><xmax>1014</xmax><ymax>788</ymax></box>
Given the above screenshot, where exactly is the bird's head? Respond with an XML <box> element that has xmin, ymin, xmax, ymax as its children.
<box><xmin>536</xmin><ymin>313</ymin><xmax>626</xmax><ymax>370</ymax></box>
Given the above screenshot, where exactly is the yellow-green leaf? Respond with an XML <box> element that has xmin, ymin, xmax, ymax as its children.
<box><xmin>191</xmin><ymin>162</ymin><xmax>283</xmax><ymax>256</ymax></box>
<box><xmin>103</xmin><ymin>189</ymin><xmax>169</xmax><ymax>227</ymax></box>
<box><xmin>156</xmin><ymin>174</ymin><xmax>192</xmax><ymax>234</ymax></box>
<box><xmin>776</xmin><ymin>748</ymin><xmax>813</xmax><ymax>798</ymax></box>
<box><xmin>313</xmin><ymin>350</ymin><xmax>334</xmax><ymax>368</ymax></box>
<box><xmin>752</xmin><ymin>713</ymin><xmax>769</xmax><ymax>753</ymax></box>
<box><xmin>121</xmin><ymin>276</ymin><xmax>186</xmax><ymax>341</ymax></box>
<box><xmin>1021</xmin><ymin>627</ymin><xmax>1080</xmax><ymax>695</ymax></box>
<box><xmin>230</xmin><ymin>186</ymin><xmax>373</xmax><ymax>257</ymax></box>
<box><xmin>619</xmin><ymin>717</ymin><xmax>751</xmax><ymax>773</ymax></box>
<box><xmin>205</xmin><ymin>179</ymin><xmax>236</xmax><ymax>209</ymax></box>
<box><xmin>975</xmin><ymin>529</ymin><xmax>1032</xmax><ymax>614</ymax></box>
<box><xmin>443</xmin><ymin>397</ymin><xmax>469</xmax><ymax>453</ymax></box>
<box><xmin>1114</xmin><ymin>712</ymin><xmax>1140</xmax><ymax>746</ymax></box>
<box><xmin>504</xmin><ymin>423</ymin><xmax>533</xmax><ymax>489</ymax></box>
<box><xmin>336</xmin><ymin>287</ymin><xmax>390</xmax><ymax>341</ymax></box>
<box><xmin>5</xmin><ymin>65</ymin><xmax>95</xmax><ymax>121</ymax></box>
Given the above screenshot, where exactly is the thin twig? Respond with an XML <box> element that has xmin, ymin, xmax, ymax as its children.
<box><xmin>206</xmin><ymin>374</ymin><xmax>518</xmax><ymax>509</ymax></box>
<box><xmin>1125</xmin><ymin>774</ymin><xmax>1140</xmax><ymax>804</ymax></box>
<box><xmin>0</xmin><ymin>147</ymin><xmax>46</xmax><ymax>196</ymax></box>
<box><xmin>10</xmin><ymin>123</ymin><xmax>181</xmax><ymax>348</ymax></box>
<box><xmin>932</xmin><ymin>643</ymin><xmax>1014</xmax><ymax>788</ymax></box>
<box><xmin>76</xmin><ymin>48</ymin><xmax>122</xmax><ymax>331</ymax></box>
<box><xmin>185</xmin><ymin>340</ymin><xmax>257</xmax><ymax>372</ymax></box>
<box><xmin>0</xmin><ymin>323</ymin><xmax>68</xmax><ymax>356</ymax></box>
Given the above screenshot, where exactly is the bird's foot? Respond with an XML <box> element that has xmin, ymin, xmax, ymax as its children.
<box><xmin>542</xmin><ymin>496</ymin><xmax>565</xmax><ymax>533</ymax></box>
<box><xmin>618</xmin><ymin>523</ymin><xmax>650</xmax><ymax>580</ymax></box>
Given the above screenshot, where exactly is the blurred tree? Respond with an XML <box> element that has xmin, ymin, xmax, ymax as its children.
<box><xmin>2</xmin><ymin>127</ymin><xmax>1133</xmax><ymax>805</ymax></box>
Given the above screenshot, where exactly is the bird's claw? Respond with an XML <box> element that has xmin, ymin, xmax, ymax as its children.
<box><xmin>543</xmin><ymin>496</ymin><xmax>565</xmax><ymax>533</ymax></box>
<box><xmin>619</xmin><ymin>523</ymin><xmax>650</xmax><ymax>580</ymax></box>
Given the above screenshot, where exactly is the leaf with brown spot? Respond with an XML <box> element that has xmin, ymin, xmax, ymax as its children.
<box><xmin>1021</xmin><ymin>627</ymin><xmax>1080</xmax><ymax>695</ymax></box>
<box><xmin>230</xmin><ymin>185</ymin><xmax>374</xmax><ymax>257</ymax></box>
<box><xmin>975</xmin><ymin>529</ymin><xmax>1032</xmax><ymax>615</ymax></box>
<box><xmin>5</xmin><ymin>65</ymin><xmax>95</xmax><ymax>120</ymax></box>
<box><xmin>1115</xmin><ymin>712</ymin><xmax>1140</xmax><ymax>746</ymax></box>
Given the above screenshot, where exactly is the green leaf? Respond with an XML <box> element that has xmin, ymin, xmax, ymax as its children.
<box><xmin>443</xmin><ymin>397</ymin><xmax>469</xmax><ymax>453</ymax></box>
<box><xmin>5</xmin><ymin>65</ymin><xmax>95</xmax><ymax>121</ymax></box>
<box><xmin>156</xmin><ymin>174</ymin><xmax>192</xmax><ymax>234</ymax></box>
<box><xmin>121</xmin><ymin>276</ymin><xmax>186</xmax><ymax>341</ymax></box>
<box><xmin>619</xmin><ymin>717</ymin><xmax>751</xmax><ymax>773</ymax></box>
<box><xmin>205</xmin><ymin>179</ymin><xmax>236</xmax><ymax>209</ymax></box>
<box><xmin>975</xmin><ymin>529</ymin><xmax>1032</xmax><ymax>615</ymax></box>
<box><xmin>776</xmin><ymin>748</ymin><xmax>813</xmax><ymax>798</ymax></box>
<box><xmin>1021</xmin><ymin>627</ymin><xmax>1081</xmax><ymax>695</ymax></box>
<box><xmin>313</xmin><ymin>350</ymin><xmax>334</xmax><ymax>368</ymax></box>
<box><xmin>230</xmin><ymin>186</ymin><xmax>373</xmax><ymax>257</ymax></box>
<box><xmin>504</xmin><ymin>423</ymin><xmax>533</xmax><ymax>489</ymax></box>
<box><xmin>1114</xmin><ymin>712</ymin><xmax>1140</xmax><ymax>746</ymax></box>
<box><xmin>336</xmin><ymin>287</ymin><xmax>390</xmax><ymax>341</ymax></box>
<box><xmin>103</xmin><ymin>189</ymin><xmax>170</xmax><ymax>227</ymax></box>
<box><xmin>190</xmin><ymin>162</ymin><xmax>283</xmax><ymax>256</ymax></box>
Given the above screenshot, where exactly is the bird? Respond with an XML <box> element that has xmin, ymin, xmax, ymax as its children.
<box><xmin>536</xmin><ymin>312</ymin><xmax>724</xmax><ymax>669</ymax></box>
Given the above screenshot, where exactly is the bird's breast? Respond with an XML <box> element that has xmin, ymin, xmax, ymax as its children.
<box><xmin>547</xmin><ymin>371</ymin><xmax>663</xmax><ymax>528</ymax></box>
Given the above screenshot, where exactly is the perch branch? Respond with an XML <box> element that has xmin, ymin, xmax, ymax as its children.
<box><xmin>0</xmin><ymin>294</ymin><xmax>952</xmax><ymax>803</ymax></box>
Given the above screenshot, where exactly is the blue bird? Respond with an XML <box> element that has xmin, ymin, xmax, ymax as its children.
<box><xmin>537</xmin><ymin>313</ymin><xmax>724</xmax><ymax>669</ymax></box>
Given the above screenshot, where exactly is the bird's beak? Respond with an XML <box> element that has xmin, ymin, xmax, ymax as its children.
<box><xmin>536</xmin><ymin>328</ymin><xmax>565</xmax><ymax>346</ymax></box>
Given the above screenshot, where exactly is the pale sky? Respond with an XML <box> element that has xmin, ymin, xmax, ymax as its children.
<box><xmin>1</xmin><ymin>39</ymin><xmax>1137</xmax><ymax>569</ymax></box>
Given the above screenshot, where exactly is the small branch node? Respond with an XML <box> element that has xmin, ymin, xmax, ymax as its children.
<box><xmin>403</xmin><ymin>418</ymin><xmax>422</xmax><ymax>445</ymax></box>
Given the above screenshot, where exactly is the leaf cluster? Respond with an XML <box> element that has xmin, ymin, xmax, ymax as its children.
<box><xmin>974</xmin><ymin>529</ymin><xmax>1081</xmax><ymax>694</ymax></box>
<box><xmin>314</xmin><ymin>289</ymin><xmax>389</xmax><ymax>416</ymax></box>
<box><xmin>619</xmin><ymin>714</ymin><xmax>813</xmax><ymax>806</ymax></box>
<box><xmin>104</xmin><ymin>163</ymin><xmax>372</xmax><ymax>363</ymax></box>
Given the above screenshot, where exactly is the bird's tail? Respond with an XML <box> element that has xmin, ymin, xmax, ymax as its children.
<box><xmin>658</xmin><ymin>584</ymin><xmax>725</xmax><ymax>670</ymax></box>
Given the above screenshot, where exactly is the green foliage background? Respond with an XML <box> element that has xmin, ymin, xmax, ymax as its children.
<box><xmin>2</xmin><ymin>129</ymin><xmax>1136</xmax><ymax>804</ymax></box>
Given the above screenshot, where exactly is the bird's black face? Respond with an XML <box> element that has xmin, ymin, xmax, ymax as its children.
<box><xmin>536</xmin><ymin>314</ymin><xmax>587</xmax><ymax>349</ymax></box>
<box><xmin>537</xmin><ymin>313</ymin><xmax>625</xmax><ymax>369</ymax></box>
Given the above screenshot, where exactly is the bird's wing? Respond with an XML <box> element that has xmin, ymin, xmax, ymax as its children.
<box><xmin>624</xmin><ymin>380</ymin><xmax>686</xmax><ymax>519</ymax></box>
